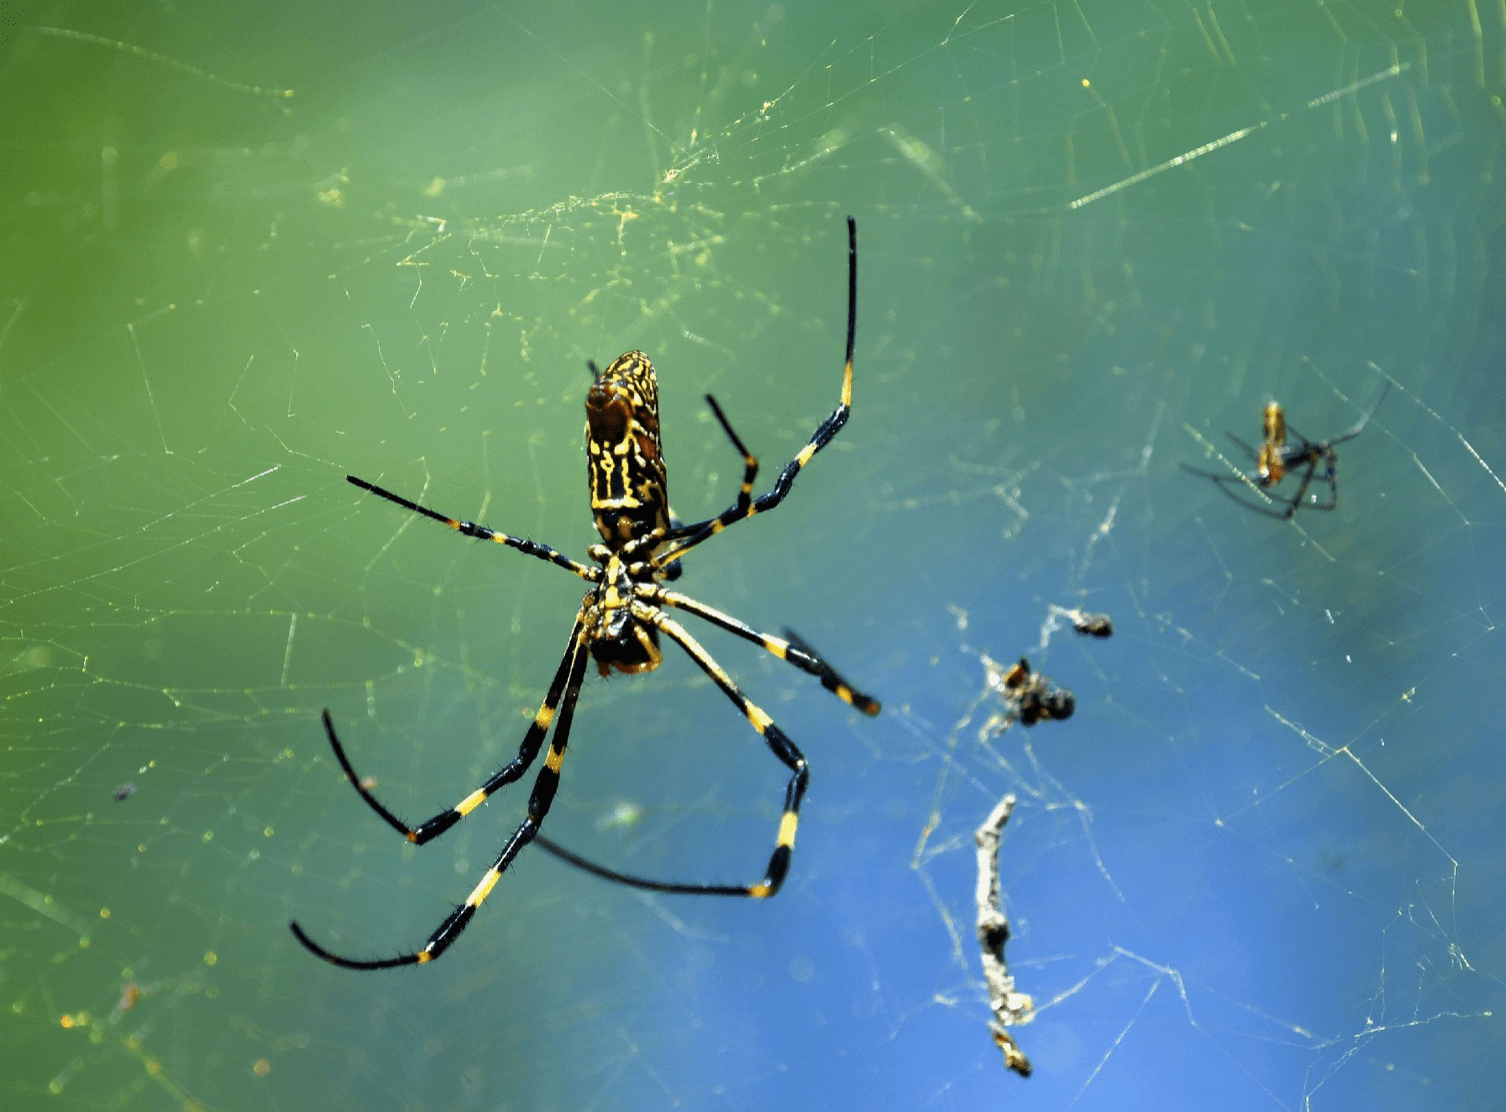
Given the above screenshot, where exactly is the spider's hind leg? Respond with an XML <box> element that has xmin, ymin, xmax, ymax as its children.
<box><xmin>538</xmin><ymin>605</ymin><xmax>825</xmax><ymax>899</ymax></box>
<box><xmin>292</xmin><ymin>623</ymin><xmax>594</xmax><ymax>969</ymax></box>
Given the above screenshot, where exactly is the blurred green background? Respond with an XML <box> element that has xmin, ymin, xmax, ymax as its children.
<box><xmin>2</xmin><ymin>1</ymin><xmax>1503</xmax><ymax>1108</ymax></box>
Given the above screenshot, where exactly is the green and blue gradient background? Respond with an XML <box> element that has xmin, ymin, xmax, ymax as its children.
<box><xmin>2</xmin><ymin>1</ymin><xmax>1503</xmax><ymax>1108</ymax></box>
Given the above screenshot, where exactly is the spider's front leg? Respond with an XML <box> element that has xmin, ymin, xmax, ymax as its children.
<box><xmin>346</xmin><ymin>475</ymin><xmax>597</xmax><ymax>580</ymax></box>
<box><xmin>658</xmin><ymin>216</ymin><xmax>859</xmax><ymax>566</ymax></box>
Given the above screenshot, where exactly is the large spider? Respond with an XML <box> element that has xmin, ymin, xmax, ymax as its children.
<box><xmin>290</xmin><ymin>217</ymin><xmax>879</xmax><ymax>969</ymax></box>
<box><xmin>1182</xmin><ymin>381</ymin><xmax>1390</xmax><ymax>520</ymax></box>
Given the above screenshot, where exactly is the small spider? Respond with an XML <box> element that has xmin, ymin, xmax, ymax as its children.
<box><xmin>1183</xmin><ymin>381</ymin><xmax>1390</xmax><ymax>519</ymax></box>
<box><xmin>290</xmin><ymin>218</ymin><xmax>879</xmax><ymax>970</ymax></box>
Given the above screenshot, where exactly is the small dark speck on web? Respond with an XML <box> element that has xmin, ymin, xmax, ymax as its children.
<box><xmin>1071</xmin><ymin>611</ymin><xmax>1113</xmax><ymax>638</ymax></box>
<box><xmin>113</xmin><ymin>783</ymin><xmax>135</xmax><ymax>801</ymax></box>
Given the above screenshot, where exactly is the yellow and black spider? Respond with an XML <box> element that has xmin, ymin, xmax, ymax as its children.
<box><xmin>291</xmin><ymin>217</ymin><xmax>879</xmax><ymax>970</ymax></box>
<box><xmin>1182</xmin><ymin>381</ymin><xmax>1390</xmax><ymax>520</ymax></box>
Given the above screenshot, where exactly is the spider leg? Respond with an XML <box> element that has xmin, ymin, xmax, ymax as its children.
<box><xmin>641</xmin><ymin>586</ymin><xmax>879</xmax><ymax>714</ymax></box>
<box><xmin>656</xmin><ymin>216</ymin><xmax>858</xmax><ymax>567</ymax></box>
<box><xmin>347</xmin><ymin>475</ymin><xmax>598</xmax><ymax>580</ymax></box>
<box><xmin>1281</xmin><ymin>424</ymin><xmax>1319</xmax><ymax>453</ymax></box>
<box><xmin>1180</xmin><ymin>462</ymin><xmax>1256</xmax><ymax>483</ymax></box>
<box><xmin>1305</xmin><ymin>450</ymin><xmax>1340</xmax><ymax>511</ymax></box>
<box><xmin>647</xmin><ymin>393</ymin><xmax>761</xmax><ymax>580</ymax></box>
<box><xmin>1185</xmin><ymin>467</ymin><xmax>1296</xmax><ymax>519</ymax></box>
<box><xmin>1326</xmin><ymin>378</ymin><xmax>1392</xmax><ymax>447</ymax></box>
<box><xmin>1276</xmin><ymin>455</ymin><xmax>1320</xmax><ymax>517</ymax></box>
<box><xmin>291</xmin><ymin>625</ymin><xmax>593</xmax><ymax>969</ymax></box>
<box><xmin>780</xmin><ymin>628</ymin><xmax>879</xmax><ymax>713</ymax></box>
<box><xmin>659</xmin><ymin>512</ymin><xmax>685</xmax><ymax>582</ymax></box>
<box><xmin>314</xmin><ymin>618</ymin><xmax>589</xmax><ymax>848</ymax></box>
<box><xmin>703</xmin><ymin>394</ymin><xmax>759</xmax><ymax>513</ymax></box>
<box><xmin>1223</xmin><ymin>432</ymin><xmax>1262</xmax><ymax>462</ymax></box>
<box><xmin>539</xmin><ymin>605</ymin><xmax>813</xmax><ymax>898</ymax></box>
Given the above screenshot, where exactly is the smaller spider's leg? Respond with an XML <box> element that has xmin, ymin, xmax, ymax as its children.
<box><xmin>347</xmin><ymin>475</ymin><xmax>598</xmax><ymax>581</ymax></box>
<box><xmin>643</xmin><ymin>586</ymin><xmax>880</xmax><ymax>714</ymax></box>
<box><xmin>1222</xmin><ymin>432</ymin><xmax>1263</xmax><ymax>465</ymax></box>
<box><xmin>1179</xmin><ymin>462</ymin><xmax>1243</xmax><ymax>483</ymax></box>
<box><xmin>657</xmin><ymin>217</ymin><xmax>858</xmax><ymax>566</ymax></box>
<box><xmin>1277</xmin><ymin>454</ymin><xmax>1320</xmax><ymax>517</ymax></box>
<box><xmin>1182</xmin><ymin>455</ymin><xmax>1272</xmax><ymax>500</ymax></box>
<box><xmin>1291</xmin><ymin>452</ymin><xmax>1340</xmax><ymax>512</ymax></box>
<box><xmin>1197</xmin><ymin>471</ymin><xmax>1293</xmax><ymax>519</ymax></box>
<box><xmin>1310</xmin><ymin>449</ymin><xmax>1341</xmax><ymax>511</ymax></box>
<box><xmin>1329</xmin><ymin>378</ymin><xmax>1392</xmax><ymax>446</ymax></box>
<box><xmin>645</xmin><ymin>605</ymin><xmax>810</xmax><ymax>898</ymax></box>
<box><xmin>1281</xmin><ymin>424</ymin><xmax>1318</xmax><ymax>453</ymax></box>
<box><xmin>291</xmin><ymin>628</ymin><xmax>593</xmax><ymax>970</ymax></box>
<box><xmin>315</xmin><ymin>619</ymin><xmax>588</xmax><ymax>848</ymax></box>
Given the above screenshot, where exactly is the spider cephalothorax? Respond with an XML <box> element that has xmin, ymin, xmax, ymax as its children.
<box><xmin>291</xmin><ymin>217</ymin><xmax>879</xmax><ymax>970</ymax></box>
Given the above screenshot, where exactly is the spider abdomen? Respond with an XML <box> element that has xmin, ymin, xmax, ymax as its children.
<box><xmin>586</xmin><ymin>351</ymin><xmax>670</xmax><ymax>548</ymax></box>
<box><xmin>586</xmin><ymin>617</ymin><xmax>662</xmax><ymax>676</ymax></box>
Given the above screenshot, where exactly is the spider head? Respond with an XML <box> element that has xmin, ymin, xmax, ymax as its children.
<box><xmin>586</xmin><ymin>351</ymin><xmax>671</xmax><ymax>548</ymax></box>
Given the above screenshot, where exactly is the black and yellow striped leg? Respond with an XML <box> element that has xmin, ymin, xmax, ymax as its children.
<box><xmin>702</xmin><ymin>394</ymin><xmax>759</xmax><ymax>513</ymax></box>
<box><xmin>290</xmin><ymin>623</ymin><xmax>591</xmax><ymax>970</ymax></box>
<box><xmin>538</xmin><ymin>606</ymin><xmax>809</xmax><ymax>899</ymax></box>
<box><xmin>347</xmin><ymin>475</ymin><xmax>599</xmax><ymax>580</ymax></box>
<box><xmin>648</xmin><ymin>607</ymin><xmax>807</xmax><ymax>898</ymax></box>
<box><xmin>643</xmin><ymin>587</ymin><xmax>880</xmax><ymax>715</ymax></box>
<box><xmin>311</xmin><ymin>618</ymin><xmax>588</xmax><ymax>851</ymax></box>
<box><xmin>657</xmin><ymin>216</ymin><xmax>858</xmax><ymax>567</ymax></box>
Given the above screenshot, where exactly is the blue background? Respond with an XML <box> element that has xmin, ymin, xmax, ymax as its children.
<box><xmin>1</xmin><ymin>2</ymin><xmax>1502</xmax><ymax>1108</ymax></box>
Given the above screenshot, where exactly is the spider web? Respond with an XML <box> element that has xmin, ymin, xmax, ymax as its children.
<box><xmin>2</xmin><ymin>1</ymin><xmax>1503</xmax><ymax>1108</ymax></box>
